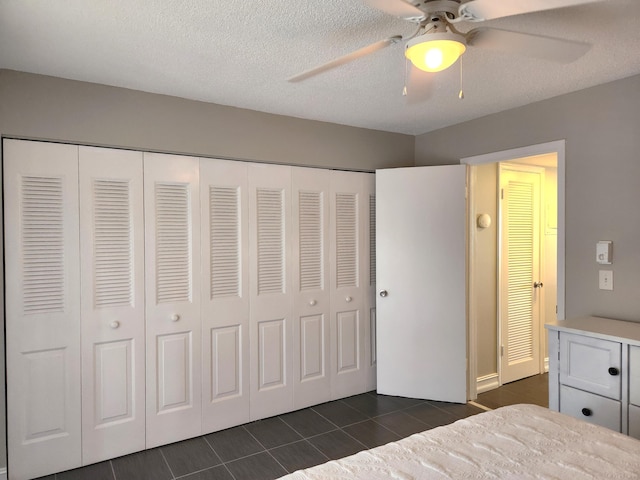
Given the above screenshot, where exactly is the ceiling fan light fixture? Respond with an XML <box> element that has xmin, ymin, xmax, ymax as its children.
<box><xmin>405</xmin><ymin>32</ymin><xmax>467</xmax><ymax>73</ymax></box>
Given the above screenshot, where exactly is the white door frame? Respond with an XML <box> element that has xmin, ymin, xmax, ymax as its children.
<box><xmin>461</xmin><ymin>140</ymin><xmax>566</xmax><ymax>399</ymax></box>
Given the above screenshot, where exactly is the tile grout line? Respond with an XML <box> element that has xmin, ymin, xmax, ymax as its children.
<box><xmin>276</xmin><ymin>417</ymin><xmax>332</xmax><ymax>465</ymax></box>
<box><xmin>109</xmin><ymin>459</ymin><xmax>117</xmax><ymax>480</ymax></box>
<box><xmin>241</xmin><ymin>424</ymin><xmax>290</xmax><ymax>476</ymax></box>
<box><xmin>201</xmin><ymin>435</ymin><xmax>235</xmax><ymax>480</ymax></box>
<box><xmin>158</xmin><ymin>448</ymin><xmax>177</xmax><ymax>480</ymax></box>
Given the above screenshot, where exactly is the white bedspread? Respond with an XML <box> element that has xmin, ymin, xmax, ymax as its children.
<box><xmin>279</xmin><ymin>404</ymin><xmax>640</xmax><ymax>479</ymax></box>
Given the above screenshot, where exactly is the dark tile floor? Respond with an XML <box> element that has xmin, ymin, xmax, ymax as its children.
<box><xmin>40</xmin><ymin>374</ymin><xmax>548</xmax><ymax>480</ymax></box>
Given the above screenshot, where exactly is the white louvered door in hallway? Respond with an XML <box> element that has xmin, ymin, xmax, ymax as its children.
<box><xmin>144</xmin><ymin>153</ymin><xmax>202</xmax><ymax>448</ymax></box>
<box><xmin>79</xmin><ymin>147</ymin><xmax>145</xmax><ymax>464</ymax></box>
<box><xmin>292</xmin><ymin>167</ymin><xmax>331</xmax><ymax>409</ymax></box>
<box><xmin>4</xmin><ymin>140</ymin><xmax>82</xmax><ymax>480</ymax></box>
<box><xmin>499</xmin><ymin>164</ymin><xmax>542</xmax><ymax>384</ymax></box>
<box><xmin>248</xmin><ymin>163</ymin><xmax>294</xmax><ymax>420</ymax></box>
<box><xmin>200</xmin><ymin>159</ymin><xmax>251</xmax><ymax>432</ymax></box>
<box><xmin>330</xmin><ymin>171</ymin><xmax>368</xmax><ymax>398</ymax></box>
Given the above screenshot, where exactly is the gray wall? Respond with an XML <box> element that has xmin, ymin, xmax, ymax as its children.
<box><xmin>416</xmin><ymin>74</ymin><xmax>640</xmax><ymax>324</ymax></box>
<box><xmin>0</xmin><ymin>69</ymin><xmax>414</xmax><ymax>471</ymax></box>
<box><xmin>0</xmin><ymin>70</ymin><xmax>414</xmax><ymax>171</ymax></box>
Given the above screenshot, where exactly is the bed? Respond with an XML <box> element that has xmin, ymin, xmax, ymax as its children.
<box><xmin>279</xmin><ymin>404</ymin><xmax>640</xmax><ymax>479</ymax></box>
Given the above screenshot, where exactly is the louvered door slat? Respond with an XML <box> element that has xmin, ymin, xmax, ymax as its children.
<box><xmin>257</xmin><ymin>188</ymin><xmax>285</xmax><ymax>295</ymax></box>
<box><xmin>336</xmin><ymin>193</ymin><xmax>358</xmax><ymax>288</ymax></box>
<box><xmin>210</xmin><ymin>186</ymin><xmax>240</xmax><ymax>298</ymax></box>
<box><xmin>155</xmin><ymin>182</ymin><xmax>192</xmax><ymax>303</ymax></box>
<box><xmin>507</xmin><ymin>181</ymin><xmax>534</xmax><ymax>363</ymax></box>
<box><xmin>21</xmin><ymin>176</ymin><xmax>65</xmax><ymax>314</ymax></box>
<box><xmin>93</xmin><ymin>179</ymin><xmax>133</xmax><ymax>308</ymax></box>
<box><xmin>299</xmin><ymin>190</ymin><xmax>324</xmax><ymax>291</ymax></box>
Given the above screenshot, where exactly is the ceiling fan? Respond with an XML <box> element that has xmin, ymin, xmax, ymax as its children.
<box><xmin>288</xmin><ymin>0</ymin><xmax>598</xmax><ymax>83</ymax></box>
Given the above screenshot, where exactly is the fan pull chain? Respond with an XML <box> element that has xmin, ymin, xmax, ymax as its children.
<box><xmin>403</xmin><ymin>58</ymin><xmax>409</xmax><ymax>96</ymax></box>
<box><xmin>458</xmin><ymin>56</ymin><xmax>464</xmax><ymax>100</ymax></box>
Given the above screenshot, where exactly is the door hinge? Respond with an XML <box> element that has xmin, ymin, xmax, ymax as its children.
<box><xmin>556</xmin><ymin>305</ymin><xmax>558</xmax><ymax>314</ymax></box>
<box><xmin>500</xmin><ymin>345</ymin><xmax>504</xmax><ymax>357</ymax></box>
<box><xmin>501</xmin><ymin>188</ymin><xmax>504</xmax><ymax>200</ymax></box>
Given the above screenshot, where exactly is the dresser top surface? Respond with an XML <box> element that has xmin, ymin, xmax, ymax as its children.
<box><xmin>546</xmin><ymin>316</ymin><xmax>640</xmax><ymax>345</ymax></box>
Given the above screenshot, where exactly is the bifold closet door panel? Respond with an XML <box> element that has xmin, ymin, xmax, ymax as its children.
<box><xmin>200</xmin><ymin>159</ymin><xmax>250</xmax><ymax>433</ymax></box>
<box><xmin>363</xmin><ymin>174</ymin><xmax>377</xmax><ymax>391</ymax></box>
<box><xmin>330</xmin><ymin>171</ymin><xmax>368</xmax><ymax>399</ymax></box>
<box><xmin>248</xmin><ymin>163</ymin><xmax>294</xmax><ymax>420</ymax></box>
<box><xmin>4</xmin><ymin>140</ymin><xmax>82</xmax><ymax>479</ymax></box>
<box><xmin>79</xmin><ymin>147</ymin><xmax>145</xmax><ymax>464</ymax></box>
<box><xmin>144</xmin><ymin>153</ymin><xmax>202</xmax><ymax>448</ymax></box>
<box><xmin>292</xmin><ymin>167</ymin><xmax>332</xmax><ymax>409</ymax></box>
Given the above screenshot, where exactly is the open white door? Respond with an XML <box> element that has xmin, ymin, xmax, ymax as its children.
<box><xmin>376</xmin><ymin>165</ymin><xmax>467</xmax><ymax>403</ymax></box>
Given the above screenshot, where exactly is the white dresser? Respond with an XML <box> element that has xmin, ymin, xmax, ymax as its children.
<box><xmin>546</xmin><ymin>316</ymin><xmax>640</xmax><ymax>439</ymax></box>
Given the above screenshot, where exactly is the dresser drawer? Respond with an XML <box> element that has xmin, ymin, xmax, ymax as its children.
<box><xmin>560</xmin><ymin>384</ymin><xmax>621</xmax><ymax>431</ymax></box>
<box><xmin>629</xmin><ymin>404</ymin><xmax>640</xmax><ymax>440</ymax></box>
<box><xmin>560</xmin><ymin>332</ymin><xmax>622</xmax><ymax>400</ymax></box>
<box><xmin>630</xmin><ymin>346</ymin><xmax>640</xmax><ymax>406</ymax></box>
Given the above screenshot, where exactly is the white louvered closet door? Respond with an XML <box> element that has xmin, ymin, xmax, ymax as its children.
<box><xmin>200</xmin><ymin>159</ymin><xmax>250</xmax><ymax>433</ymax></box>
<box><xmin>500</xmin><ymin>164</ymin><xmax>542</xmax><ymax>384</ymax></box>
<box><xmin>363</xmin><ymin>174</ymin><xmax>377</xmax><ymax>391</ymax></box>
<box><xmin>78</xmin><ymin>147</ymin><xmax>145</xmax><ymax>464</ymax></box>
<box><xmin>292</xmin><ymin>167</ymin><xmax>331</xmax><ymax>409</ymax></box>
<box><xmin>330</xmin><ymin>171</ymin><xmax>367</xmax><ymax>399</ymax></box>
<box><xmin>4</xmin><ymin>140</ymin><xmax>82</xmax><ymax>480</ymax></box>
<box><xmin>144</xmin><ymin>153</ymin><xmax>202</xmax><ymax>447</ymax></box>
<box><xmin>248</xmin><ymin>163</ymin><xmax>294</xmax><ymax>420</ymax></box>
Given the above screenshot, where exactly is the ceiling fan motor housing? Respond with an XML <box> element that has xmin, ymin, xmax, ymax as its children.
<box><xmin>412</xmin><ymin>0</ymin><xmax>462</xmax><ymax>21</ymax></box>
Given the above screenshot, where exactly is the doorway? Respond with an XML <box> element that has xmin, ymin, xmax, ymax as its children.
<box><xmin>463</xmin><ymin>141</ymin><xmax>564</xmax><ymax>398</ymax></box>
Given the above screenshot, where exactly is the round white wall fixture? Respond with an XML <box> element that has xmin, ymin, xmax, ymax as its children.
<box><xmin>477</xmin><ymin>213</ymin><xmax>492</xmax><ymax>229</ymax></box>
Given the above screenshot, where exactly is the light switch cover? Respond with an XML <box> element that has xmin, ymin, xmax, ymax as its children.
<box><xmin>599</xmin><ymin>270</ymin><xmax>613</xmax><ymax>290</ymax></box>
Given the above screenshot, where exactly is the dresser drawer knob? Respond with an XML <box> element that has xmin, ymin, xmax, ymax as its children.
<box><xmin>581</xmin><ymin>408</ymin><xmax>592</xmax><ymax>417</ymax></box>
<box><xmin>608</xmin><ymin>367</ymin><xmax>619</xmax><ymax>376</ymax></box>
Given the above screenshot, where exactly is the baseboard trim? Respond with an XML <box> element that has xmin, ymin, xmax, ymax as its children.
<box><xmin>476</xmin><ymin>373</ymin><xmax>500</xmax><ymax>394</ymax></box>
<box><xmin>0</xmin><ymin>467</ymin><xmax>7</xmax><ymax>480</ymax></box>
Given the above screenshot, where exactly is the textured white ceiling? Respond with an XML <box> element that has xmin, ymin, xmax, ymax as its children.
<box><xmin>1</xmin><ymin>0</ymin><xmax>639</xmax><ymax>135</ymax></box>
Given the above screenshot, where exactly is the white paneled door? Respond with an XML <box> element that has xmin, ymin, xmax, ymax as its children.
<box><xmin>144</xmin><ymin>153</ymin><xmax>202</xmax><ymax>448</ymax></box>
<box><xmin>376</xmin><ymin>165</ymin><xmax>468</xmax><ymax>403</ymax></box>
<box><xmin>292</xmin><ymin>167</ymin><xmax>331</xmax><ymax>409</ymax></box>
<box><xmin>79</xmin><ymin>147</ymin><xmax>146</xmax><ymax>464</ymax></box>
<box><xmin>200</xmin><ymin>159</ymin><xmax>251</xmax><ymax>432</ymax></box>
<box><xmin>4</xmin><ymin>140</ymin><xmax>82</xmax><ymax>480</ymax></box>
<box><xmin>330</xmin><ymin>171</ymin><xmax>368</xmax><ymax>399</ymax></box>
<box><xmin>248</xmin><ymin>163</ymin><xmax>294</xmax><ymax>420</ymax></box>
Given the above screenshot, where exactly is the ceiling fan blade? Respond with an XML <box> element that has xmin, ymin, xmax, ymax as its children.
<box><xmin>459</xmin><ymin>0</ymin><xmax>602</xmax><ymax>22</ymax></box>
<box><xmin>288</xmin><ymin>36</ymin><xmax>402</xmax><ymax>82</ymax></box>
<box><xmin>360</xmin><ymin>0</ymin><xmax>426</xmax><ymax>21</ymax></box>
<box><xmin>467</xmin><ymin>27</ymin><xmax>591</xmax><ymax>63</ymax></box>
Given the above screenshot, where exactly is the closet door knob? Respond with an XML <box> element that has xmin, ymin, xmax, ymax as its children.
<box><xmin>379</xmin><ymin>290</ymin><xmax>388</xmax><ymax>297</ymax></box>
<box><xmin>309</xmin><ymin>299</ymin><xmax>317</xmax><ymax>306</ymax></box>
<box><xmin>110</xmin><ymin>321</ymin><xmax>120</xmax><ymax>329</ymax></box>
<box><xmin>171</xmin><ymin>314</ymin><xmax>181</xmax><ymax>322</ymax></box>
<box><xmin>581</xmin><ymin>408</ymin><xmax>592</xmax><ymax>417</ymax></box>
<box><xmin>608</xmin><ymin>367</ymin><xmax>619</xmax><ymax>376</ymax></box>
<box><xmin>345</xmin><ymin>296</ymin><xmax>352</xmax><ymax>303</ymax></box>
<box><xmin>533</xmin><ymin>282</ymin><xmax>544</xmax><ymax>288</ymax></box>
